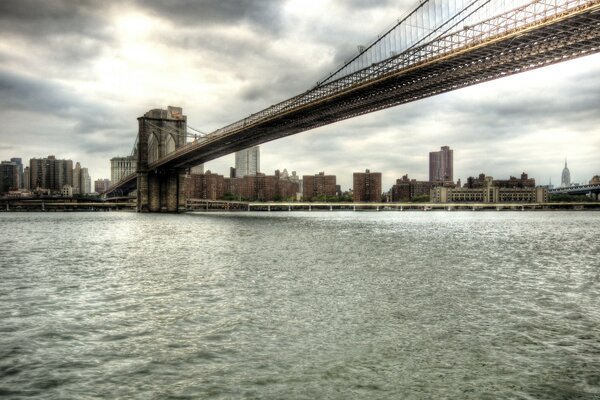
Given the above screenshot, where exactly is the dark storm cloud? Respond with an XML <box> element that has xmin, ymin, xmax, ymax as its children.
<box><xmin>0</xmin><ymin>0</ymin><xmax>112</xmax><ymax>39</ymax></box>
<box><xmin>0</xmin><ymin>1</ymin><xmax>115</xmax><ymax>74</ymax></box>
<box><xmin>0</xmin><ymin>70</ymin><xmax>127</xmax><ymax>136</ymax></box>
<box><xmin>135</xmin><ymin>0</ymin><xmax>282</xmax><ymax>31</ymax></box>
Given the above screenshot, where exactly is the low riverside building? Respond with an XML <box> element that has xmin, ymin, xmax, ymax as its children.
<box><xmin>186</xmin><ymin>170</ymin><xmax>226</xmax><ymax>200</ymax></box>
<box><xmin>353</xmin><ymin>169</ymin><xmax>382</xmax><ymax>202</ymax></box>
<box><xmin>431</xmin><ymin>175</ymin><xmax>547</xmax><ymax>203</ymax></box>
<box><xmin>465</xmin><ymin>172</ymin><xmax>535</xmax><ymax>188</ymax></box>
<box><xmin>187</xmin><ymin>170</ymin><xmax>299</xmax><ymax>201</ymax></box>
<box><xmin>391</xmin><ymin>174</ymin><xmax>433</xmax><ymax>202</ymax></box>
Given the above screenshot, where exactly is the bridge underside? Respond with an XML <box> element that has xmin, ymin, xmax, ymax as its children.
<box><xmin>154</xmin><ymin>7</ymin><xmax>599</xmax><ymax>171</ymax></box>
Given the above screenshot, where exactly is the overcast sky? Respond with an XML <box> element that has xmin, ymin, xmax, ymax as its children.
<box><xmin>1</xmin><ymin>0</ymin><xmax>599</xmax><ymax>191</ymax></box>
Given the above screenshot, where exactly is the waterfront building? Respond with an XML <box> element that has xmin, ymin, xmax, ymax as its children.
<box><xmin>1</xmin><ymin>161</ymin><xmax>19</xmax><ymax>194</ymax></box>
<box><xmin>431</xmin><ymin>175</ymin><xmax>547</xmax><ymax>203</ymax></box>
<box><xmin>303</xmin><ymin>172</ymin><xmax>337</xmax><ymax>200</ymax></box>
<box><xmin>429</xmin><ymin>146</ymin><xmax>453</xmax><ymax>183</ymax></box>
<box><xmin>188</xmin><ymin>170</ymin><xmax>299</xmax><ymax>201</ymax></box>
<box><xmin>111</xmin><ymin>156</ymin><xmax>137</xmax><ymax>184</ymax></box>
<box><xmin>390</xmin><ymin>174</ymin><xmax>434</xmax><ymax>202</ymax></box>
<box><xmin>29</xmin><ymin>156</ymin><xmax>73</xmax><ymax>193</ymax></box>
<box><xmin>465</xmin><ymin>172</ymin><xmax>535</xmax><ymax>189</ymax></box>
<box><xmin>590</xmin><ymin>175</ymin><xmax>600</xmax><ymax>185</ymax></box>
<box><xmin>561</xmin><ymin>159</ymin><xmax>571</xmax><ymax>187</ymax></box>
<box><xmin>10</xmin><ymin>158</ymin><xmax>23</xmax><ymax>188</ymax></box>
<box><xmin>94</xmin><ymin>179</ymin><xmax>111</xmax><ymax>193</ymax></box>
<box><xmin>235</xmin><ymin>146</ymin><xmax>260</xmax><ymax>177</ymax></box>
<box><xmin>237</xmin><ymin>172</ymin><xmax>299</xmax><ymax>201</ymax></box>
<box><xmin>353</xmin><ymin>169</ymin><xmax>382</xmax><ymax>202</ymax></box>
<box><xmin>186</xmin><ymin>170</ymin><xmax>226</xmax><ymax>200</ymax></box>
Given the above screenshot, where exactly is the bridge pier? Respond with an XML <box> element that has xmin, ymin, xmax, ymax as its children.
<box><xmin>137</xmin><ymin>169</ymin><xmax>186</xmax><ymax>213</ymax></box>
<box><xmin>135</xmin><ymin>107</ymin><xmax>188</xmax><ymax>213</ymax></box>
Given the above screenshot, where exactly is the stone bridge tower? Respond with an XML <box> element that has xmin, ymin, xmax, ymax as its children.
<box><xmin>137</xmin><ymin>106</ymin><xmax>188</xmax><ymax>212</ymax></box>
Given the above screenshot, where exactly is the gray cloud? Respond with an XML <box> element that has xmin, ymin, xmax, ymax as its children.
<box><xmin>0</xmin><ymin>70</ymin><xmax>121</xmax><ymax>132</ymax></box>
<box><xmin>0</xmin><ymin>1</ymin><xmax>107</xmax><ymax>33</ymax></box>
<box><xmin>0</xmin><ymin>0</ymin><xmax>598</xmax><ymax>188</ymax></box>
<box><xmin>135</xmin><ymin>0</ymin><xmax>282</xmax><ymax>31</ymax></box>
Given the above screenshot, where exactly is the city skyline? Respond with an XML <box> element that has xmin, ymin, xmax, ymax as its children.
<box><xmin>0</xmin><ymin>1</ymin><xmax>599</xmax><ymax>190</ymax></box>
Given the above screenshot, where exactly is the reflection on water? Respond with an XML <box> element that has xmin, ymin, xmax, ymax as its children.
<box><xmin>1</xmin><ymin>211</ymin><xmax>599</xmax><ymax>399</ymax></box>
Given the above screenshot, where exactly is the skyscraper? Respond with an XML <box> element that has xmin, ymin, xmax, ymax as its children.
<box><xmin>429</xmin><ymin>146</ymin><xmax>453</xmax><ymax>183</ymax></box>
<box><xmin>111</xmin><ymin>156</ymin><xmax>137</xmax><ymax>183</ymax></box>
<box><xmin>10</xmin><ymin>158</ymin><xmax>23</xmax><ymax>188</ymax></box>
<box><xmin>73</xmin><ymin>162</ymin><xmax>81</xmax><ymax>194</ymax></box>
<box><xmin>80</xmin><ymin>167</ymin><xmax>91</xmax><ymax>194</ymax></box>
<box><xmin>72</xmin><ymin>162</ymin><xmax>91</xmax><ymax>194</ymax></box>
<box><xmin>561</xmin><ymin>159</ymin><xmax>571</xmax><ymax>187</ymax></box>
<box><xmin>0</xmin><ymin>161</ymin><xmax>19</xmax><ymax>194</ymax></box>
<box><xmin>235</xmin><ymin>146</ymin><xmax>260</xmax><ymax>178</ymax></box>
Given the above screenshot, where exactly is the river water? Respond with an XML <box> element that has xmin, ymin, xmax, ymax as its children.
<box><xmin>0</xmin><ymin>211</ymin><xmax>599</xmax><ymax>399</ymax></box>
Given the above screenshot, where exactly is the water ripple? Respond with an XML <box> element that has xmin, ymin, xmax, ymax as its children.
<box><xmin>0</xmin><ymin>211</ymin><xmax>599</xmax><ymax>399</ymax></box>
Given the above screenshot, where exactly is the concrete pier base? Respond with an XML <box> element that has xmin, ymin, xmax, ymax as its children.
<box><xmin>137</xmin><ymin>169</ymin><xmax>186</xmax><ymax>213</ymax></box>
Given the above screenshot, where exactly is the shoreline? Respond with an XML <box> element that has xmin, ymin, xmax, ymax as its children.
<box><xmin>1</xmin><ymin>201</ymin><xmax>599</xmax><ymax>212</ymax></box>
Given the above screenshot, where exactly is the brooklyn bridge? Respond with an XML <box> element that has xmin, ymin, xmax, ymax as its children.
<box><xmin>105</xmin><ymin>0</ymin><xmax>600</xmax><ymax>212</ymax></box>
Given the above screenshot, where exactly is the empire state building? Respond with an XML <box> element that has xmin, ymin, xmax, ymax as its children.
<box><xmin>561</xmin><ymin>159</ymin><xmax>571</xmax><ymax>188</ymax></box>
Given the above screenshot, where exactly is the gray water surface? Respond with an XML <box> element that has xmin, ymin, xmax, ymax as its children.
<box><xmin>1</xmin><ymin>211</ymin><xmax>599</xmax><ymax>399</ymax></box>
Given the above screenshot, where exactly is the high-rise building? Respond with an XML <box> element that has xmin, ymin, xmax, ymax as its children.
<box><xmin>235</xmin><ymin>146</ymin><xmax>260</xmax><ymax>177</ymax></box>
<box><xmin>80</xmin><ymin>168</ymin><xmax>91</xmax><ymax>194</ymax></box>
<box><xmin>353</xmin><ymin>169</ymin><xmax>382</xmax><ymax>202</ymax></box>
<box><xmin>73</xmin><ymin>162</ymin><xmax>81</xmax><ymax>194</ymax></box>
<box><xmin>303</xmin><ymin>172</ymin><xmax>337</xmax><ymax>200</ymax></box>
<box><xmin>10</xmin><ymin>158</ymin><xmax>23</xmax><ymax>188</ymax></box>
<box><xmin>1</xmin><ymin>161</ymin><xmax>19</xmax><ymax>194</ymax></box>
<box><xmin>72</xmin><ymin>162</ymin><xmax>91</xmax><ymax>194</ymax></box>
<box><xmin>29</xmin><ymin>156</ymin><xmax>73</xmax><ymax>193</ymax></box>
<box><xmin>23</xmin><ymin>166</ymin><xmax>30</xmax><ymax>190</ymax></box>
<box><xmin>561</xmin><ymin>159</ymin><xmax>571</xmax><ymax>187</ymax></box>
<box><xmin>111</xmin><ymin>156</ymin><xmax>136</xmax><ymax>183</ymax></box>
<box><xmin>429</xmin><ymin>146</ymin><xmax>453</xmax><ymax>182</ymax></box>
